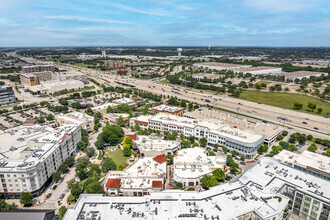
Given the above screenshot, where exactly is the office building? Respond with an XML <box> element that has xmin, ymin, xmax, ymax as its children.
<box><xmin>233</xmin><ymin>66</ymin><xmax>283</xmax><ymax>75</ymax></box>
<box><xmin>130</xmin><ymin>113</ymin><xmax>265</xmax><ymax>158</ymax></box>
<box><xmin>103</xmin><ymin>60</ymin><xmax>122</xmax><ymax>69</ymax></box>
<box><xmin>22</xmin><ymin>65</ymin><xmax>54</xmax><ymax>73</ymax></box>
<box><xmin>103</xmin><ymin>113</ymin><xmax>129</xmax><ymax>125</ymax></box>
<box><xmin>91</xmin><ymin>103</ymin><xmax>118</xmax><ymax>114</ymax></box>
<box><xmin>193</xmin><ymin>62</ymin><xmax>251</xmax><ymax>71</ymax></box>
<box><xmin>52</xmin><ymin>71</ymin><xmax>88</xmax><ymax>83</ymax></box>
<box><xmin>104</xmin><ymin>156</ymin><xmax>167</xmax><ymax>197</ymax></box>
<box><xmin>173</xmin><ymin>147</ymin><xmax>226</xmax><ymax>187</ymax></box>
<box><xmin>26</xmin><ymin>80</ymin><xmax>85</xmax><ymax>94</ymax></box>
<box><xmin>55</xmin><ymin>112</ymin><xmax>94</xmax><ymax>132</ymax></box>
<box><xmin>0</xmin><ymin>125</ymin><xmax>81</xmax><ymax>198</ymax></box>
<box><xmin>112</xmin><ymin>98</ymin><xmax>136</xmax><ymax>106</ymax></box>
<box><xmin>0</xmin><ymin>86</ymin><xmax>16</xmax><ymax>106</ymax></box>
<box><xmin>133</xmin><ymin>135</ymin><xmax>180</xmax><ymax>157</ymax></box>
<box><xmin>281</xmin><ymin>71</ymin><xmax>328</xmax><ymax>81</ymax></box>
<box><xmin>0</xmin><ymin>209</ymin><xmax>56</xmax><ymax>220</ymax></box>
<box><xmin>151</xmin><ymin>104</ymin><xmax>185</xmax><ymax>116</ymax></box>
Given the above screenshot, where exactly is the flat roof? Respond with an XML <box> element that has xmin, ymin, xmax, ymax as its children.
<box><xmin>195</xmin><ymin>62</ymin><xmax>251</xmax><ymax>68</ymax></box>
<box><xmin>274</xmin><ymin>150</ymin><xmax>330</xmax><ymax>174</ymax></box>
<box><xmin>281</xmin><ymin>71</ymin><xmax>327</xmax><ymax>78</ymax></box>
<box><xmin>151</xmin><ymin>104</ymin><xmax>184</xmax><ymax>113</ymax></box>
<box><xmin>234</xmin><ymin>66</ymin><xmax>282</xmax><ymax>72</ymax></box>
<box><xmin>174</xmin><ymin>147</ymin><xmax>225</xmax><ymax>179</ymax></box>
<box><xmin>56</xmin><ymin>112</ymin><xmax>93</xmax><ymax>124</ymax></box>
<box><xmin>91</xmin><ymin>103</ymin><xmax>118</xmax><ymax>111</ymax></box>
<box><xmin>135</xmin><ymin>135</ymin><xmax>179</xmax><ymax>152</ymax></box>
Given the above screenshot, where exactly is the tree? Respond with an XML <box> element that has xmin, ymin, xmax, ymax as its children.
<box><xmin>317</xmin><ymin>108</ymin><xmax>323</xmax><ymax>114</ymax></box>
<box><xmin>77</xmin><ymin>140</ymin><xmax>87</xmax><ymax>151</ymax></box>
<box><xmin>0</xmin><ymin>198</ymin><xmax>17</xmax><ymax>211</ymax></box>
<box><xmin>59</xmin><ymin>164</ymin><xmax>68</xmax><ymax>174</ymax></box>
<box><xmin>46</xmin><ymin>113</ymin><xmax>54</xmax><ymax>121</ymax></box>
<box><xmin>122</xmin><ymin>136</ymin><xmax>133</xmax><ymax>147</ymax></box>
<box><xmin>65</xmin><ymin>156</ymin><xmax>75</xmax><ymax>167</ymax></box>
<box><xmin>117</xmin><ymin>164</ymin><xmax>124</xmax><ymax>170</ymax></box>
<box><xmin>258</xmin><ymin>144</ymin><xmax>268</xmax><ymax>154</ymax></box>
<box><xmin>208</xmin><ymin>151</ymin><xmax>216</xmax><ymax>156</ymax></box>
<box><xmin>307</xmin><ymin>135</ymin><xmax>313</xmax><ymax>141</ymax></box>
<box><xmin>200</xmin><ymin>137</ymin><xmax>207</xmax><ymax>147</ymax></box>
<box><xmin>232</xmin><ymin>150</ymin><xmax>238</xmax><ymax>157</ymax></box>
<box><xmin>325</xmin><ymin>149</ymin><xmax>330</xmax><ymax>157</ymax></box>
<box><xmin>37</xmin><ymin>117</ymin><xmax>45</xmax><ymax>124</ymax></box>
<box><xmin>180</xmin><ymin>140</ymin><xmax>191</xmax><ymax>149</ymax></box>
<box><xmin>117</xmin><ymin>116</ymin><xmax>125</xmax><ymax>127</ymax></box>
<box><xmin>200</xmin><ymin>175</ymin><xmax>218</xmax><ymax>189</ymax></box>
<box><xmin>85</xmin><ymin>107</ymin><xmax>94</xmax><ymax>116</ymax></box>
<box><xmin>293</xmin><ymin>102</ymin><xmax>303</xmax><ymax>110</ymax></box>
<box><xmin>53</xmin><ymin>172</ymin><xmax>61</xmax><ymax>182</ymax></box>
<box><xmin>143</xmin><ymin>106</ymin><xmax>149</xmax><ymax>115</ymax></box>
<box><xmin>276</xmin><ymin>135</ymin><xmax>284</xmax><ymax>141</ymax></box>
<box><xmin>180</xmin><ymin>133</ymin><xmax>185</xmax><ymax>140</ymax></box>
<box><xmin>58</xmin><ymin>206</ymin><xmax>68</xmax><ymax>220</ymax></box>
<box><xmin>188</xmin><ymin>136</ymin><xmax>195</xmax><ymax>144</ymax></box>
<box><xmin>87</xmin><ymin>164</ymin><xmax>101</xmax><ymax>179</ymax></box>
<box><xmin>67</xmin><ymin>194</ymin><xmax>75</xmax><ymax>203</ymax></box>
<box><xmin>123</xmin><ymin>146</ymin><xmax>132</xmax><ymax>157</ymax></box>
<box><xmin>308</xmin><ymin>103</ymin><xmax>317</xmax><ymax>111</ymax></box>
<box><xmin>134</xmin><ymin>124</ymin><xmax>140</xmax><ymax>130</ymax></box>
<box><xmin>212</xmin><ymin>169</ymin><xmax>225</xmax><ymax>182</ymax></box>
<box><xmin>272</xmin><ymin>146</ymin><xmax>283</xmax><ymax>155</ymax></box>
<box><xmin>71</xmin><ymin>102</ymin><xmax>81</xmax><ymax>109</ymax></box>
<box><xmin>20</xmin><ymin>192</ymin><xmax>33</xmax><ymax>206</ymax></box>
<box><xmin>222</xmin><ymin>146</ymin><xmax>229</xmax><ymax>154</ymax></box>
<box><xmin>188</xmin><ymin>103</ymin><xmax>193</xmax><ymax>111</ymax></box>
<box><xmin>85</xmin><ymin>182</ymin><xmax>103</xmax><ymax>194</ymax></box>
<box><xmin>166</xmin><ymin>154</ymin><xmax>174</xmax><ymax>165</ymax></box>
<box><xmin>173</xmin><ymin>182</ymin><xmax>183</xmax><ymax>189</ymax></box>
<box><xmin>85</xmin><ymin>147</ymin><xmax>95</xmax><ymax>157</ymax></box>
<box><xmin>240</xmin><ymin>155</ymin><xmax>245</xmax><ymax>162</ymax></box>
<box><xmin>269</xmin><ymin>86</ymin><xmax>275</xmax><ymax>92</ymax></box>
<box><xmin>307</xmin><ymin>143</ymin><xmax>317</xmax><ymax>152</ymax></box>
<box><xmin>102</xmin><ymin>158</ymin><xmax>117</xmax><ymax>172</ymax></box>
<box><xmin>213</xmin><ymin>144</ymin><xmax>219</xmax><ymax>149</ymax></box>
<box><xmin>282</xmin><ymin>131</ymin><xmax>288</xmax><ymax>136</ymax></box>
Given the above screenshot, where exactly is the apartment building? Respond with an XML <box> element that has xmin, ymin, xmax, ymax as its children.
<box><xmin>103</xmin><ymin>60</ymin><xmax>122</xmax><ymax>69</ymax></box>
<box><xmin>52</xmin><ymin>71</ymin><xmax>88</xmax><ymax>83</ymax></box>
<box><xmin>0</xmin><ymin>124</ymin><xmax>81</xmax><ymax>198</ymax></box>
<box><xmin>0</xmin><ymin>86</ymin><xmax>16</xmax><ymax>106</ymax></box>
<box><xmin>130</xmin><ymin>113</ymin><xmax>264</xmax><ymax>158</ymax></box>
<box><xmin>103</xmin><ymin>113</ymin><xmax>129</xmax><ymax>125</ymax></box>
<box><xmin>22</xmin><ymin>65</ymin><xmax>54</xmax><ymax>73</ymax></box>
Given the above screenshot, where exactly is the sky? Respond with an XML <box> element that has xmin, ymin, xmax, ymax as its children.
<box><xmin>0</xmin><ymin>0</ymin><xmax>330</xmax><ymax>47</ymax></box>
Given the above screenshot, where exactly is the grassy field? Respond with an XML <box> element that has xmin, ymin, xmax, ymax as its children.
<box><xmin>239</xmin><ymin>91</ymin><xmax>330</xmax><ymax>116</ymax></box>
<box><xmin>256</xmin><ymin>81</ymin><xmax>272</xmax><ymax>85</ymax></box>
<box><xmin>73</xmin><ymin>63</ymin><xmax>96</xmax><ymax>68</ymax></box>
<box><xmin>106</xmin><ymin>147</ymin><xmax>129</xmax><ymax>168</ymax></box>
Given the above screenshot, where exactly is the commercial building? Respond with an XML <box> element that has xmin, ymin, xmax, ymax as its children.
<box><xmin>0</xmin><ymin>86</ymin><xmax>16</xmax><ymax>106</ymax></box>
<box><xmin>55</xmin><ymin>112</ymin><xmax>94</xmax><ymax>132</ymax></box>
<box><xmin>192</xmin><ymin>73</ymin><xmax>221</xmax><ymax>81</ymax></box>
<box><xmin>67</xmin><ymin>99</ymin><xmax>93</xmax><ymax>108</ymax></box>
<box><xmin>22</xmin><ymin>65</ymin><xmax>54</xmax><ymax>73</ymax></box>
<box><xmin>104</xmin><ymin>156</ymin><xmax>167</xmax><ymax>197</ymax></box>
<box><xmin>0</xmin><ymin>209</ymin><xmax>56</xmax><ymax>220</ymax></box>
<box><xmin>103</xmin><ymin>113</ymin><xmax>129</xmax><ymax>125</ymax></box>
<box><xmin>173</xmin><ymin>147</ymin><xmax>225</xmax><ymax>187</ymax></box>
<box><xmin>26</xmin><ymin>80</ymin><xmax>85</xmax><ymax>94</ymax></box>
<box><xmin>301</xmin><ymin>60</ymin><xmax>329</xmax><ymax>66</ymax></box>
<box><xmin>65</xmin><ymin>156</ymin><xmax>330</xmax><ymax>220</ymax></box>
<box><xmin>130</xmin><ymin>113</ymin><xmax>264</xmax><ymax>158</ymax></box>
<box><xmin>20</xmin><ymin>74</ymin><xmax>40</xmax><ymax>86</ymax></box>
<box><xmin>233</xmin><ymin>66</ymin><xmax>282</xmax><ymax>75</ymax></box>
<box><xmin>52</xmin><ymin>71</ymin><xmax>88</xmax><ymax>83</ymax></box>
<box><xmin>103</xmin><ymin>60</ymin><xmax>122</xmax><ymax>69</ymax></box>
<box><xmin>151</xmin><ymin>104</ymin><xmax>185</xmax><ymax>116</ymax></box>
<box><xmin>0</xmin><ymin>125</ymin><xmax>81</xmax><ymax>198</ymax></box>
<box><xmin>193</xmin><ymin>62</ymin><xmax>251</xmax><ymax>71</ymax></box>
<box><xmin>281</xmin><ymin>71</ymin><xmax>328</xmax><ymax>81</ymax></box>
<box><xmin>91</xmin><ymin>103</ymin><xmax>118</xmax><ymax>114</ymax></box>
<box><xmin>274</xmin><ymin>150</ymin><xmax>330</xmax><ymax>181</ymax></box>
<box><xmin>112</xmin><ymin>98</ymin><xmax>136</xmax><ymax>106</ymax></box>
<box><xmin>133</xmin><ymin>135</ymin><xmax>180</xmax><ymax>157</ymax></box>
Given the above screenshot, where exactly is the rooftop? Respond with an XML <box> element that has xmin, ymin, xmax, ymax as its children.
<box><xmin>134</xmin><ymin>135</ymin><xmax>179</xmax><ymax>152</ymax></box>
<box><xmin>234</xmin><ymin>66</ymin><xmax>282</xmax><ymax>72</ymax></box>
<box><xmin>153</xmin><ymin>155</ymin><xmax>168</xmax><ymax>164</ymax></box>
<box><xmin>151</xmin><ymin>104</ymin><xmax>184</xmax><ymax>113</ymax></box>
<box><xmin>281</xmin><ymin>71</ymin><xmax>328</xmax><ymax>78</ymax></box>
<box><xmin>195</xmin><ymin>62</ymin><xmax>251</xmax><ymax>68</ymax></box>
<box><xmin>56</xmin><ymin>112</ymin><xmax>93</xmax><ymax>124</ymax></box>
<box><xmin>174</xmin><ymin>147</ymin><xmax>226</xmax><ymax>179</ymax></box>
<box><xmin>91</xmin><ymin>102</ymin><xmax>118</xmax><ymax>112</ymax></box>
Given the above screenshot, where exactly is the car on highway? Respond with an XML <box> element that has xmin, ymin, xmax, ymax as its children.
<box><xmin>313</xmin><ymin>127</ymin><xmax>319</xmax><ymax>130</ymax></box>
<box><xmin>238</xmin><ymin>102</ymin><xmax>243</xmax><ymax>105</ymax></box>
<box><xmin>302</xmin><ymin>121</ymin><xmax>308</xmax><ymax>124</ymax></box>
<box><xmin>46</xmin><ymin>193</ymin><xmax>52</xmax><ymax>199</ymax></box>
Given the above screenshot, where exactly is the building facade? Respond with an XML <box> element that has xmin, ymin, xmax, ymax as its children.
<box><xmin>0</xmin><ymin>125</ymin><xmax>81</xmax><ymax>198</ymax></box>
<box><xmin>0</xmin><ymin>86</ymin><xmax>16</xmax><ymax>106</ymax></box>
<box><xmin>22</xmin><ymin>65</ymin><xmax>55</xmax><ymax>73</ymax></box>
<box><xmin>55</xmin><ymin>112</ymin><xmax>94</xmax><ymax>132</ymax></box>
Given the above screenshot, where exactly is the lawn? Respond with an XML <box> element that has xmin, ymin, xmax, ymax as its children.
<box><xmin>239</xmin><ymin>90</ymin><xmax>330</xmax><ymax>116</ymax></box>
<box><xmin>255</xmin><ymin>81</ymin><xmax>272</xmax><ymax>85</ymax></box>
<box><xmin>105</xmin><ymin>147</ymin><xmax>129</xmax><ymax>168</ymax></box>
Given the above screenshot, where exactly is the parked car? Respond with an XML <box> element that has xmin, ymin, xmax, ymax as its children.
<box><xmin>52</xmin><ymin>185</ymin><xmax>57</xmax><ymax>190</ymax></box>
<box><xmin>59</xmin><ymin>194</ymin><xmax>65</xmax><ymax>200</ymax></box>
<box><xmin>46</xmin><ymin>193</ymin><xmax>52</xmax><ymax>199</ymax></box>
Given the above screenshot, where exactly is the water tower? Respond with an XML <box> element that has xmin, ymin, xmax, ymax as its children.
<box><xmin>177</xmin><ymin>48</ymin><xmax>182</xmax><ymax>58</ymax></box>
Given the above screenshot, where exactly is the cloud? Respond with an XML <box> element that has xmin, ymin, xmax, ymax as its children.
<box><xmin>44</xmin><ymin>15</ymin><xmax>133</xmax><ymax>24</ymax></box>
<box><xmin>243</xmin><ymin>0</ymin><xmax>314</xmax><ymax>12</ymax></box>
<box><xmin>109</xmin><ymin>2</ymin><xmax>171</xmax><ymax>16</ymax></box>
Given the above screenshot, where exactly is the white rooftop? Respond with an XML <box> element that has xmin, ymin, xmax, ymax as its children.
<box><xmin>91</xmin><ymin>102</ymin><xmax>118</xmax><ymax>112</ymax></box>
<box><xmin>135</xmin><ymin>136</ymin><xmax>179</xmax><ymax>152</ymax></box>
<box><xmin>152</xmin><ymin>104</ymin><xmax>184</xmax><ymax>113</ymax></box>
<box><xmin>174</xmin><ymin>147</ymin><xmax>226</xmax><ymax>179</ymax></box>
<box><xmin>56</xmin><ymin>112</ymin><xmax>93</xmax><ymax>124</ymax></box>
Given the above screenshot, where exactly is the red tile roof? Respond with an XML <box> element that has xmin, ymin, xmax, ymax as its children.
<box><xmin>153</xmin><ymin>155</ymin><xmax>168</xmax><ymax>164</ymax></box>
<box><xmin>126</xmin><ymin>134</ymin><xmax>137</xmax><ymax>140</ymax></box>
<box><xmin>152</xmin><ymin>181</ymin><xmax>163</xmax><ymax>188</ymax></box>
<box><xmin>105</xmin><ymin>179</ymin><xmax>121</xmax><ymax>188</ymax></box>
<box><xmin>135</xmin><ymin>120</ymin><xmax>148</xmax><ymax>125</ymax></box>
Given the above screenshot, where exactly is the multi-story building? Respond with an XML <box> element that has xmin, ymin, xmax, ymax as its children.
<box><xmin>64</xmin><ymin>156</ymin><xmax>329</xmax><ymax>220</ymax></box>
<box><xmin>133</xmin><ymin>135</ymin><xmax>180</xmax><ymax>157</ymax></box>
<box><xmin>193</xmin><ymin>62</ymin><xmax>251</xmax><ymax>71</ymax></box>
<box><xmin>55</xmin><ymin>112</ymin><xmax>94</xmax><ymax>132</ymax></box>
<box><xmin>112</xmin><ymin>98</ymin><xmax>136</xmax><ymax>106</ymax></box>
<box><xmin>22</xmin><ymin>65</ymin><xmax>54</xmax><ymax>73</ymax></box>
<box><xmin>173</xmin><ymin>147</ymin><xmax>225</xmax><ymax>187</ymax></box>
<box><xmin>0</xmin><ymin>86</ymin><xmax>16</xmax><ymax>106</ymax></box>
<box><xmin>20</xmin><ymin>74</ymin><xmax>40</xmax><ymax>86</ymax></box>
<box><xmin>103</xmin><ymin>113</ymin><xmax>129</xmax><ymax>125</ymax></box>
<box><xmin>104</xmin><ymin>156</ymin><xmax>167</xmax><ymax>197</ymax></box>
<box><xmin>130</xmin><ymin>113</ymin><xmax>264</xmax><ymax>158</ymax></box>
<box><xmin>151</xmin><ymin>104</ymin><xmax>184</xmax><ymax>116</ymax></box>
<box><xmin>91</xmin><ymin>103</ymin><xmax>118</xmax><ymax>114</ymax></box>
<box><xmin>0</xmin><ymin>124</ymin><xmax>81</xmax><ymax>198</ymax></box>
<box><xmin>103</xmin><ymin>60</ymin><xmax>122</xmax><ymax>69</ymax></box>
<box><xmin>52</xmin><ymin>71</ymin><xmax>88</xmax><ymax>83</ymax></box>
